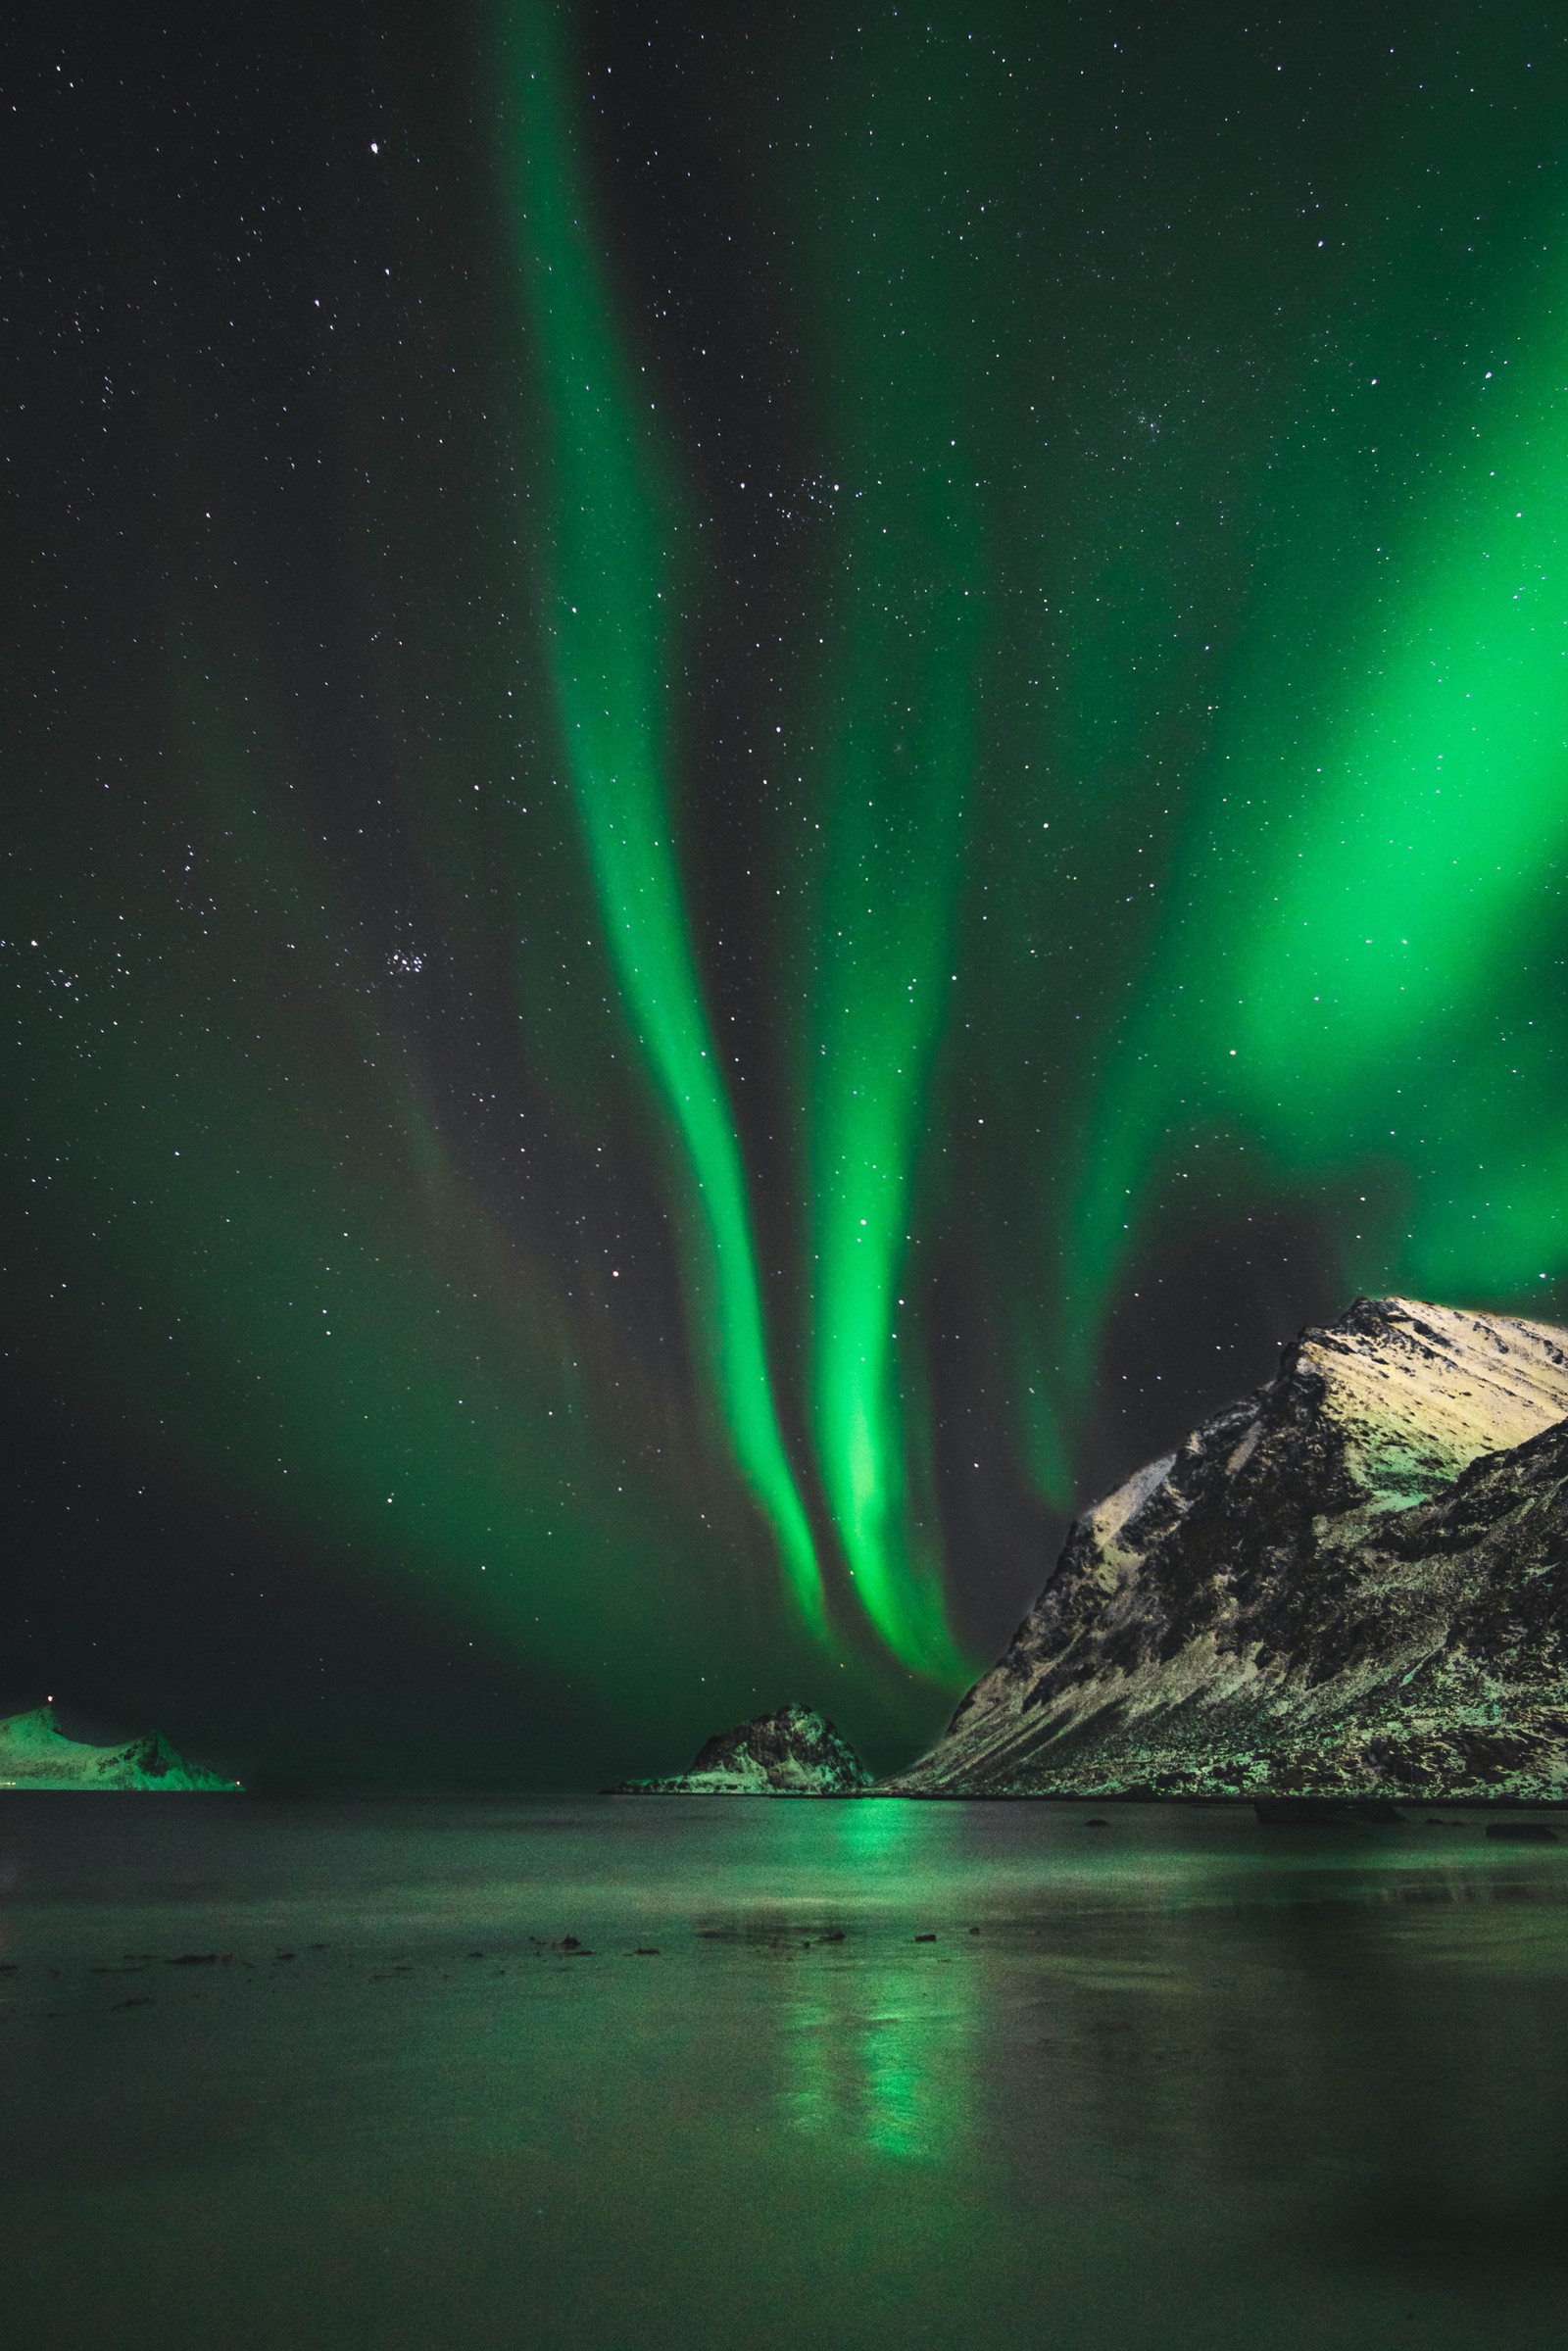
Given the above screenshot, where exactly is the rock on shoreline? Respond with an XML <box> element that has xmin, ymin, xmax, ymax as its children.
<box><xmin>617</xmin><ymin>1700</ymin><xmax>871</xmax><ymax>1794</ymax></box>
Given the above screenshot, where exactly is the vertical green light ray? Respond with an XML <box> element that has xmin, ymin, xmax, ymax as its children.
<box><xmin>765</xmin><ymin>10</ymin><xmax>999</xmax><ymax>1684</ymax></box>
<box><xmin>809</xmin><ymin>503</ymin><xmax>980</xmax><ymax>1681</ymax></box>
<box><xmin>491</xmin><ymin>1</ymin><xmax>825</xmax><ymax>1638</ymax></box>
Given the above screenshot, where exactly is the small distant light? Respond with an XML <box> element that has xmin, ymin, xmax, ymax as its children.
<box><xmin>370</xmin><ymin>141</ymin><xmax>379</xmax><ymax>154</ymax></box>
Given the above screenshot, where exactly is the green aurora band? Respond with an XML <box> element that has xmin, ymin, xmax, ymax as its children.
<box><xmin>491</xmin><ymin>7</ymin><xmax>826</xmax><ymax>1640</ymax></box>
<box><xmin>13</xmin><ymin>0</ymin><xmax>1568</xmax><ymax>1769</ymax></box>
<box><xmin>782</xmin><ymin>36</ymin><xmax>990</xmax><ymax>1682</ymax></box>
<box><xmin>1064</xmin><ymin>140</ymin><xmax>1568</xmax><ymax>1380</ymax></box>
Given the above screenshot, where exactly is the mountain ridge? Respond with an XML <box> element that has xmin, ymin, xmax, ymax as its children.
<box><xmin>886</xmin><ymin>1298</ymin><xmax>1568</xmax><ymax>1800</ymax></box>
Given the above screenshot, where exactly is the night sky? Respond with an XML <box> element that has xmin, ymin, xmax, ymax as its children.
<box><xmin>9</xmin><ymin>2</ymin><xmax>1568</xmax><ymax>1787</ymax></box>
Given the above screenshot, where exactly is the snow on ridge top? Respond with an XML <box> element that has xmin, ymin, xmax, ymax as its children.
<box><xmin>1293</xmin><ymin>1297</ymin><xmax>1568</xmax><ymax>1494</ymax></box>
<box><xmin>1065</xmin><ymin>1298</ymin><xmax>1568</xmax><ymax>1552</ymax></box>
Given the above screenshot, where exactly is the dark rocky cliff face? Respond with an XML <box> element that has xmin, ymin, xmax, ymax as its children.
<box><xmin>620</xmin><ymin>1701</ymin><xmax>871</xmax><ymax>1794</ymax></box>
<box><xmin>888</xmin><ymin>1298</ymin><xmax>1568</xmax><ymax>1800</ymax></box>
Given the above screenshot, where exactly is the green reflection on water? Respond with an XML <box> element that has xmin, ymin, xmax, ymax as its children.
<box><xmin>779</xmin><ymin>1962</ymin><xmax>977</xmax><ymax>2165</ymax></box>
<box><xmin>773</xmin><ymin>1803</ymin><xmax>978</xmax><ymax>2162</ymax></box>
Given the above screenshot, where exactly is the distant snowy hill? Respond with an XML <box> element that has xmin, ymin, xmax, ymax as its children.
<box><xmin>0</xmin><ymin>1706</ymin><xmax>238</xmax><ymax>1790</ymax></box>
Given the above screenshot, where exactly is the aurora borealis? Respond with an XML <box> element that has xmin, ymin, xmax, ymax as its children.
<box><xmin>10</xmin><ymin>2</ymin><xmax>1568</xmax><ymax>1783</ymax></box>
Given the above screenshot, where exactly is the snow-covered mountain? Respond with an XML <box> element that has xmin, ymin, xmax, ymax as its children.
<box><xmin>888</xmin><ymin>1298</ymin><xmax>1568</xmax><ymax>1800</ymax></box>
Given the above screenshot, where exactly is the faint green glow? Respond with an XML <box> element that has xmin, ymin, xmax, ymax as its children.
<box><xmin>11</xmin><ymin>646</ymin><xmax>759</xmax><ymax>1748</ymax></box>
<box><xmin>491</xmin><ymin>2</ymin><xmax>825</xmax><ymax>1638</ymax></box>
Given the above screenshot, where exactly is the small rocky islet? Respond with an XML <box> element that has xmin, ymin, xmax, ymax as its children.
<box><xmin>616</xmin><ymin>1698</ymin><xmax>872</xmax><ymax>1794</ymax></box>
<box><xmin>641</xmin><ymin>1298</ymin><xmax>1568</xmax><ymax>1806</ymax></box>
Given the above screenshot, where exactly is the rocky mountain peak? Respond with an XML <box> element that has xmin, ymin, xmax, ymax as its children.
<box><xmin>1269</xmin><ymin>1296</ymin><xmax>1568</xmax><ymax>1512</ymax></box>
<box><xmin>890</xmin><ymin>1297</ymin><xmax>1568</xmax><ymax>1800</ymax></box>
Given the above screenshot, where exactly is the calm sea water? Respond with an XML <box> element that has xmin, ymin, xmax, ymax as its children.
<box><xmin>2</xmin><ymin>1793</ymin><xmax>1566</xmax><ymax>2349</ymax></box>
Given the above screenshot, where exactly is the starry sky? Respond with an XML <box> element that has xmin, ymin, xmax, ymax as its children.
<box><xmin>9</xmin><ymin>1</ymin><xmax>1568</xmax><ymax>1787</ymax></box>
